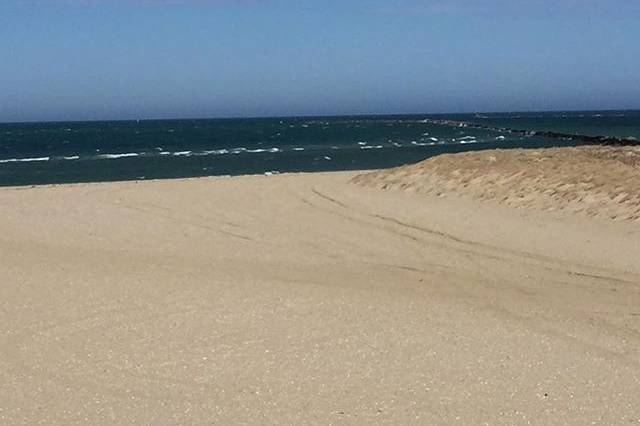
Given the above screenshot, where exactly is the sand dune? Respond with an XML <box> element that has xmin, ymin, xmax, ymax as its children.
<box><xmin>1</xmin><ymin>168</ymin><xmax>639</xmax><ymax>424</ymax></box>
<box><xmin>353</xmin><ymin>146</ymin><xmax>640</xmax><ymax>221</ymax></box>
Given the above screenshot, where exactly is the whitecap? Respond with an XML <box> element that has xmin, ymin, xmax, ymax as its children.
<box><xmin>0</xmin><ymin>156</ymin><xmax>50</xmax><ymax>163</ymax></box>
<box><xmin>63</xmin><ymin>156</ymin><xmax>80</xmax><ymax>160</ymax></box>
<box><xmin>98</xmin><ymin>153</ymin><xmax>140</xmax><ymax>159</ymax></box>
<box><xmin>201</xmin><ymin>149</ymin><xmax>229</xmax><ymax>155</ymax></box>
<box><xmin>172</xmin><ymin>151</ymin><xmax>192</xmax><ymax>156</ymax></box>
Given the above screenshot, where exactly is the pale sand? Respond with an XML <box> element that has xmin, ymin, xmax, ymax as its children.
<box><xmin>1</xmin><ymin>167</ymin><xmax>639</xmax><ymax>424</ymax></box>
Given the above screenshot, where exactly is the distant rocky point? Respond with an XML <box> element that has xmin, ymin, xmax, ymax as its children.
<box><xmin>421</xmin><ymin>118</ymin><xmax>640</xmax><ymax>147</ymax></box>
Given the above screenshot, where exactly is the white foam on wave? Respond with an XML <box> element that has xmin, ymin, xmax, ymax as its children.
<box><xmin>361</xmin><ymin>145</ymin><xmax>384</xmax><ymax>149</ymax></box>
<box><xmin>0</xmin><ymin>156</ymin><xmax>50</xmax><ymax>163</ymax></box>
<box><xmin>173</xmin><ymin>151</ymin><xmax>192</xmax><ymax>156</ymax></box>
<box><xmin>98</xmin><ymin>153</ymin><xmax>140</xmax><ymax>159</ymax></box>
<box><xmin>245</xmin><ymin>147</ymin><xmax>281</xmax><ymax>154</ymax></box>
<box><xmin>495</xmin><ymin>135</ymin><xmax>506</xmax><ymax>140</ymax></box>
<box><xmin>63</xmin><ymin>156</ymin><xmax>80</xmax><ymax>160</ymax></box>
<box><xmin>458</xmin><ymin>136</ymin><xmax>476</xmax><ymax>140</ymax></box>
<box><xmin>429</xmin><ymin>137</ymin><xmax>439</xmax><ymax>142</ymax></box>
<box><xmin>201</xmin><ymin>149</ymin><xmax>229</xmax><ymax>155</ymax></box>
<box><xmin>459</xmin><ymin>139</ymin><xmax>477</xmax><ymax>144</ymax></box>
<box><xmin>293</xmin><ymin>147</ymin><xmax>305</xmax><ymax>151</ymax></box>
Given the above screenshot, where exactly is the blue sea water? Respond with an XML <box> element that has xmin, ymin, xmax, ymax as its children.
<box><xmin>0</xmin><ymin>111</ymin><xmax>637</xmax><ymax>187</ymax></box>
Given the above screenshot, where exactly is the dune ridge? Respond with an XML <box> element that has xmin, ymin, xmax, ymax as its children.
<box><xmin>352</xmin><ymin>146</ymin><xmax>640</xmax><ymax>221</ymax></box>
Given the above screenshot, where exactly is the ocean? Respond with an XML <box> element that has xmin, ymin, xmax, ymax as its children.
<box><xmin>0</xmin><ymin>110</ymin><xmax>638</xmax><ymax>187</ymax></box>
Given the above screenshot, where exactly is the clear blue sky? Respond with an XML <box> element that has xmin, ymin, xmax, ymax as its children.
<box><xmin>1</xmin><ymin>0</ymin><xmax>639</xmax><ymax>122</ymax></box>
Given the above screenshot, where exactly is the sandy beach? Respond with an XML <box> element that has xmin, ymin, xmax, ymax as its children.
<box><xmin>1</xmin><ymin>149</ymin><xmax>640</xmax><ymax>424</ymax></box>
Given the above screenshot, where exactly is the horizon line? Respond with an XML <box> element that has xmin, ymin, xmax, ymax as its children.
<box><xmin>1</xmin><ymin>107</ymin><xmax>639</xmax><ymax>125</ymax></box>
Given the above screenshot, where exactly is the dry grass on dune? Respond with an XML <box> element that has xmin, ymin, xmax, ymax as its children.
<box><xmin>352</xmin><ymin>146</ymin><xmax>640</xmax><ymax>221</ymax></box>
